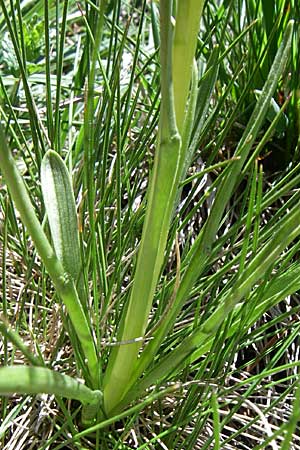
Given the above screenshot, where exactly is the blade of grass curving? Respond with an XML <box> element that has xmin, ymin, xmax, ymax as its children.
<box><xmin>0</xmin><ymin>126</ymin><xmax>99</xmax><ymax>388</ymax></box>
<box><xmin>171</xmin><ymin>60</ymin><xmax>198</xmax><ymax>216</ymax></box>
<box><xmin>131</xmin><ymin>20</ymin><xmax>294</xmax><ymax>387</ymax></box>
<box><xmin>178</xmin><ymin>59</ymin><xmax>198</xmax><ymax>172</ymax></box>
<box><xmin>174</xmin><ymin>45</ymin><xmax>220</xmax><ymax>211</ymax></box>
<box><xmin>242</xmin><ymin>94</ymin><xmax>291</xmax><ymax>173</ymax></box>
<box><xmin>237</xmin><ymin>161</ymin><xmax>257</xmax><ymax>277</ymax></box>
<box><xmin>0</xmin><ymin>366</ymin><xmax>99</xmax><ymax>403</ymax></box>
<box><xmin>202</xmin><ymin>15</ymin><xmax>283</xmax><ymax>168</ymax></box>
<box><xmin>0</xmin><ymin>317</ymin><xmax>43</xmax><ymax>366</ymax></box>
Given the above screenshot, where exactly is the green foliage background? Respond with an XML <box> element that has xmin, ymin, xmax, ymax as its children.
<box><xmin>0</xmin><ymin>0</ymin><xmax>299</xmax><ymax>448</ymax></box>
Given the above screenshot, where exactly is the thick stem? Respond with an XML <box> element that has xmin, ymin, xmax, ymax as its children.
<box><xmin>102</xmin><ymin>0</ymin><xmax>181</xmax><ymax>415</ymax></box>
<box><xmin>172</xmin><ymin>0</ymin><xmax>204</xmax><ymax>133</ymax></box>
<box><xmin>0</xmin><ymin>366</ymin><xmax>102</xmax><ymax>424</ymax></box>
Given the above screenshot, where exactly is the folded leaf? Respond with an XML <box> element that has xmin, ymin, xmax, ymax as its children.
<box><xmin>41</xmin><ymin>150</ymin><xmax>82</xmax><ymax>293</ymax></box>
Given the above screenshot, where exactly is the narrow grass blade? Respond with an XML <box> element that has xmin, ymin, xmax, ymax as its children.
<box><xmin>0</xmin><ymin>318</ymin><xmax>43</xmax><ymax>366</ymax></box>
<box><xmin>0</xmin><ymin>400</ymin><xmax>30</xmax><ymax>440</ymax></box>
<box><xmin>150</xmin><ymin>1</ymin><xmax>160</xmax><ymax>50</ymax></box>
<box><xmin>57</xmin><ymin>383</ymin><xmax>183</xmax><ymax>447</ymax></box>
<box><xmin>0</xmin><ymin>0</ymin><xmax>47</xmax><ymax>158</ymax></box>
<box><xmin>211</xmin><ymin>390</ymin><xmax>221</xmax><ymax>450</ymax></box>
<box><xmin>189</xmin><ymin>45</ymin><xmax>220</xmax><ymax>158</ymax></box>
<box><xmin>280</xmin><ymin>383</ymin><xmax>300</xmax><ymax>450</ymax></box>
<box><xmin>178</xmin><ymin>45</ymin><xmax>220</xmax><ymax>194</ymax></box>
<box><xmin>44</xmin><ymin>0</ymin><xmax>55</xmax><ymax>146</ymax></box>
<box><xmin>54</xmin><ymin>0</ymin><xmax>69</xmax><ymax>149</ymax></box>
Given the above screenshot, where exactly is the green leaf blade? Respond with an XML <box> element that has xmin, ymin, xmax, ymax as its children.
<box><xmin>41</xmin><ymin>150</ymin><xmax>81</xmax><ymax>288</ymax></box>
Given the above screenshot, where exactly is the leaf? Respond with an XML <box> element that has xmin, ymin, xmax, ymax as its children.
<box><xmin>41</xmin><ymin>150</ymin><xmax>81</xmax><ymax>288</ymax></box>
<box><xmin>254</xmin><ymin>89</ymin><xmax>288</xmax><ymax>136</ymax></box>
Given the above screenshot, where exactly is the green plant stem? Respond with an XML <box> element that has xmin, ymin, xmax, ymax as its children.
<box><xmin>172</xmin><ymin>0</ymin><xmax>204</xmax><ymax>133</ymax></box>
<box><xmin>0</xmin><ymin>366</ymin><xmax>102</xmax><ymax>424</ymax></box>
<box><xmin>102</xmin><ymin>0</ymin><xmax>181</xmax><ymax>415</ymax></box>
<box><xmin>0</xmin><ymin>127</ymin><xmax>99</xmax><ymax>389</ymax></box>
<box><xmin>0</xmin><ymin>366</ymin><xmax>100</xmax><ymax>404</ymax></box>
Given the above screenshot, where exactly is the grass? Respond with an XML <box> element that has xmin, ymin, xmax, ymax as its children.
<box><xmin>0</xmin><ymin>0</ymin><xmax>300</xmax><ymax>448</ymax></box>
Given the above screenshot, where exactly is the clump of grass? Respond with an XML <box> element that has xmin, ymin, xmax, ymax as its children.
<box><xmin>0</xmin><ymin>0</ymin><xmax>299</xmax><ymax>448</ymax></box>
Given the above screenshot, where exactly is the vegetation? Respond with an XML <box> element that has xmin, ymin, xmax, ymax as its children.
<box><xmin>0</xmin><ymin>0</ymin><xmax>299</xmax><ymax>448</ymax></box>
